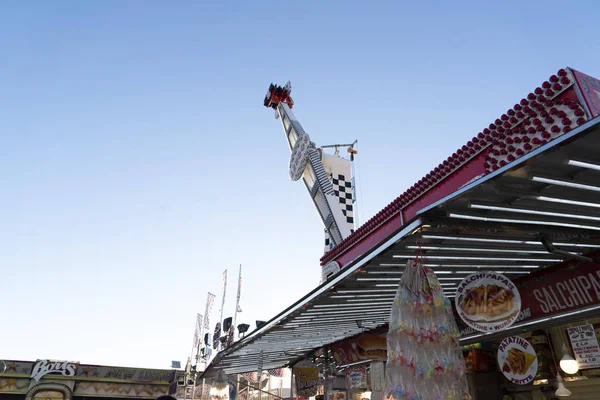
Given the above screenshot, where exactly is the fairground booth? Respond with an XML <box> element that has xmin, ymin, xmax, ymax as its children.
<box><xmin>0</xmin><ymin>359</ymin><xmax>177</xmax><ymax>400</ymax></box>
<box><xmin>201</xmin><ymin>67</ymin><xmax>600</xmax><ymax>400</ymax></box>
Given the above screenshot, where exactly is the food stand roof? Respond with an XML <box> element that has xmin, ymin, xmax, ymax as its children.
<box><xmin>201</xmin><ymin>116</ymin><xmax>600</xmax><ymax>378</ymax></box>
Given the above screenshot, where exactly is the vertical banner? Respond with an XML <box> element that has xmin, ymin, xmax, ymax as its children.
<box><xmin>220</xmin><ymin>270</ymin><xmax>228</xmax><ymax>324</ymax></box>
<box><xmin>236</xmin><ymin>265</ymin><xmax>243</xmax><ymax>313</ymax></box>
<box><xmin>217</xmin><ymin>270</ymin><xmax>227</xmax><ymax>352</ymax></box>
<box><xmin>203</xmin><ymin>293</ymin><xmax>216</xmax><ymax>330</ymax></box>
<box><xmin>192</xmin><ymin>313</ymin><xmax>203</xmax><ymax>359</ymax></box>
<box><xmin>232</xmin><ymin>265</ymin><xmax>243</xmax><ymax>344</ymax></box>
<box><xmin>200</xmin><ymin>293</ymin><xmax>216</xmax><ymax>364</ymax></box>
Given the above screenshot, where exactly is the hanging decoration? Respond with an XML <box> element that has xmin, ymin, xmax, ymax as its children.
<box><xmin>455</xmin><ymin>272</ymin><xmax>521</xmax><ymax>333</ymax></box>
<box><xmin>386</xmin><ymin>249</ymin><xmax>470</xmax><ymax>400</ymax></box>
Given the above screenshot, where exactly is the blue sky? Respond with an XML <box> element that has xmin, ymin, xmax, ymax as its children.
<box><xmin>2</xmin><ymin>0</ymin><xmax>600</xmax><ymax>369</ymax></box>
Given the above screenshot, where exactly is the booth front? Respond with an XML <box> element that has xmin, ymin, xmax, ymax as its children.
<box><xmin>0</xmin><ymin>360</ymin><xmax>176</xmax><ymax>400</ymax></box>
<box><xmin>201</xmin><ymin>67</ymin><xmax>600</xmax><ymax>400</ymax></box>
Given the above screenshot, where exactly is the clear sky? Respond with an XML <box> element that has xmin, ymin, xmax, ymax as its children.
<box><xmin>2</xmin><ymin>0</ymin><xmax>600</xmax><ymax>369</ymax></box>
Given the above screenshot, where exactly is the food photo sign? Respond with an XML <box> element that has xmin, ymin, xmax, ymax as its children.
<box><xmin>456</xmin><ymin>272</ymin><xmax>521</xmax><ymax>332</ymax></box>
<box><xmin>497</xmin><ymin>336</ymin><xmax>538</xmax><ymax>385</ymax></box>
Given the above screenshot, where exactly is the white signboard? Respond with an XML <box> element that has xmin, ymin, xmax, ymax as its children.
<box><xmin>497</xmin><ymin>336</ymin><xmax>538</xmax><ymax>385</ymax></box>
<box><xmin>31</xmin><ymin>360</ymin><xmax>77</xmax><ymax>382</ymax></box>
<box><xmin>567</xmin><ymin>324</ymin><xmax>600</xmax><ymax>369</ymax></box>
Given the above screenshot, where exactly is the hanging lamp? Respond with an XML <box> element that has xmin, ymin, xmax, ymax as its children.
<box><xmin>559</xmin><ymin>344</ymin><xmax>579</xmax><ymax>374</ymax></box>
<box><xmin>555</xmin><ymin>373</ymin><xmax>572</xmax><ymax>397</ymax></box>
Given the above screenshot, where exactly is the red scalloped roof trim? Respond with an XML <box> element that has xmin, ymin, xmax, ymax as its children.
<box><xmin>320</xmin><ymin>68</ymin><xmax>589</xmax><ymax>265</ymax></box>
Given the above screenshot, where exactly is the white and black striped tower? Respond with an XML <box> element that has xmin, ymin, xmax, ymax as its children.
<box><xmin>264</xmin><ymin>82</ymin><xmax>357</xmax><ymax>281</ymax></box>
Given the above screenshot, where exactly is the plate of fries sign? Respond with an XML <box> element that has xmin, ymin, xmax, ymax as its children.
<box><xmin>497</xmin><ymin>336</ymin><xmax>538</xmax><ymax>385</ymax></box>
<box><xmin>455</xmin><ymin>272</ymin><xmax>521</xmax><ymax>332</ymax></box>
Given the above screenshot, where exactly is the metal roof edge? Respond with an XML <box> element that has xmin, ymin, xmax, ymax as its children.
<box><xmin>200</xmin><ymin>218</ymin><xmax>423</xmax><ymax>378</ymax></box>
<box><xmin>416</xmin><ymin>115</ymin><xmax>600</xmax><ymax>216</ymax></box>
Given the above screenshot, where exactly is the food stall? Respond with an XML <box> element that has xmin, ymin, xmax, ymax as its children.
<box><xmin>201</xmin><ymin>67</ymin><xmax>600</xmax><ymax>399</ymax></box>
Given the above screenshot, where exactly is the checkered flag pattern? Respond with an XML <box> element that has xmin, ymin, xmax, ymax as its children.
<box><xmin>332</xmin><ymin>174</ymin><xmax>354</xmax><ymax>229</ymax></box>
<box><xmin>324</xmin><ymin>229</ymin><xmax>332</xmax><ymax>254</ymax></box>
<box><xmin>324</xmin><ymin>173</ymin><xmax>355</xmax><ymax>254</ymax></box>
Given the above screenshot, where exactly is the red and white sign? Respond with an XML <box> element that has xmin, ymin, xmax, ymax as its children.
<box><xmin>568</xmin><ymin>324</ymin><xmax>600</xmax><ymax>370</ymax></box>
<box><xmin>497</xmin><ymin>336</ymin><xmax>538</xmax><ymax>385</ymax></box>
<box><xmin>455</xmin><ymin>272</ymin><xmax>521</xmax><ymax>333</ymax></box>
<box><xmin>458</xmin><ymin>260</ymin><xmax>600</xmax><ymax>336</ymax></box>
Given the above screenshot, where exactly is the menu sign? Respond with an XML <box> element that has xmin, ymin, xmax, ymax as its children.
<box><xmin>567</xmin><ymin>324</ymin><xmax>600</xmax><ymax>369</ymax></box>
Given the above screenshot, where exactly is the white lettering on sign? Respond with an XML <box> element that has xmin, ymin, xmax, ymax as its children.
<box><xmin>532</xmin><ymin>271</ymin><xmax>600</xmax><ymax>314</ymax></box>
<box><xmin>31</xmin><ymin>360</ymin><xmax>77</xmax><ymax>382</ymax></box>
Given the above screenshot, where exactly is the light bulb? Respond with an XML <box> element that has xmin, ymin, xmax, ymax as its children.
<box><xmin>559</xmin><ymin>345</ymin><xmax>579</xmax><ymax>374</ymax></box>
<box><xmin>555</xmin><ymin>374</ymin><xmax>571</xmax><ymax>397</ymax></box>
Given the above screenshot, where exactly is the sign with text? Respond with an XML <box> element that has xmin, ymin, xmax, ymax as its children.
<box><xmin>456</xmin><ymin>272</ymin><xmax>521</xmax><ymax>333</ymax></box>
<box><xmin>458</xmin><ymin>260</ymin><xmax>600</xmax><ymax>336</ymax></box>
<box><xmin>293</xmin><ymin>365</ymin><xmax>319</xmax><ymax>399</ymax></box>
<box><xmin>497</xmin><ymin>336</ymin><xmax>538</xmax><ymax>385</ymax></box>
<box><xmin>567</xmin><ymin>324</ymin><xmax>600</xmax><ymax>370</ymax></box>
<box><xmin>31</xmin><ymin>360</ymin><xmax>77</xmax><ymax>382</ymax></box>
<box><xmin>344</xmin><ymin>366</ymin><xmax>367</xmax><ymax>391</ymax></box>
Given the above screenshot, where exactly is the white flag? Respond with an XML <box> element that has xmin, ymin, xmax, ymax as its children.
<box><xmin>236</xmin><ymin>266</ymin><xmax>242</xmax><ymax>313</ymax></box>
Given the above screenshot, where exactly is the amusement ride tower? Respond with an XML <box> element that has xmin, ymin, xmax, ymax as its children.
<box><xmin>264</xmin><ymin>82</ymin><xmax>358</xmax><ymax>282</ymax></box>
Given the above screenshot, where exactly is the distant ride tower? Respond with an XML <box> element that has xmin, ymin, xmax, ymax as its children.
<box><xmin>264</xmin><ymin>82</ymin><xmax>357</xmax><ymax>281</ymax></box>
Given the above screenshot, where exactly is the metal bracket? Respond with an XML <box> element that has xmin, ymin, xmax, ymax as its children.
<box><xmin>540</xmin><ymin>234</ymin><xmax>594</xmax><ymax>263</ymax></box>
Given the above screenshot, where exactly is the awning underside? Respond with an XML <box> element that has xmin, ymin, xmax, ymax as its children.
<box><xmin>203</xmin><ymin>120</ymin><xmax>600</xmax><ymax>377</ymax></box>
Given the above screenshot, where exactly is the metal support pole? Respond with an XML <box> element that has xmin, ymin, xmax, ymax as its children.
<box><xmin>257</xmin><ymin>375</ymin><xmax>262</xmax><ymax>400</ymax></box>
<box><xmin>257</xmin><ymin>349</ymin><xmax>264</xmax><ymax>400</ymax></box>
<box><xmin>290</xmin><ymin>369</ymin><xmax>294</xmax><ymax>400</ymax></box>
<box><xmin>279</xmin><ymin>376</ymin><xmax>283</xmax><ymax>399</ymax></box>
